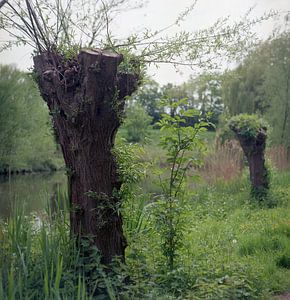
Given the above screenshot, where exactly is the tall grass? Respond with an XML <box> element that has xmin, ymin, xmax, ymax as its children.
<box><xmin>200</xmin><ymin>140</ymin><xmax>290</xmax><ymax>184</ymax></box>
<box><xmin>0</xmin><ymin>193</ymin><xmax>128</xmax><ymax>299</ymax></box>
<box><xmin>267</xmin><ymin>144</ymin><xmax>290</xmax><ymax>171</ymax></box>
<box><xmin>200</xmin><ymin>140</ymin><xmax>244</xmax><ymax>183</ymax></box>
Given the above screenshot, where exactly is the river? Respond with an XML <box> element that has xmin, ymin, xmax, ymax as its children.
<box><xmin>0</xmin><ymin>172</ymin><xmax>67</xmax><ymax>219</ymax></box>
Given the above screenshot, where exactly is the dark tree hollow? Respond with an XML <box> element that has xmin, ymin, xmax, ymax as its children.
<box><xmin>33</xmin><ymin>49</ymin><xmax>138</xmax><ymax>264</ymax></box>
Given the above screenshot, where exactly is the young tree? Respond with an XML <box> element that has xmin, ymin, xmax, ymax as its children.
<box><xmin>0</xmin><ymin>0</ymin><xmax>268</xmax><ymax>264</ymax></box>
<box><xmin>156</xmin><ymin>98</ymin><xmax>208</xmax><ymax>270</ymax></box>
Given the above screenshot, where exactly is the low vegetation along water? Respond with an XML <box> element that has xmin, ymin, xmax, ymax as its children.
<box><xmin>0</xmin><ymin>166</ymin><xmax>290</xmax><ymax>299</ymax></box>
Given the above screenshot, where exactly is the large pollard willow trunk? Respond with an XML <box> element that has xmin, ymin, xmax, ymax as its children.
<box><xmin>33</xmin><ymin>49</ymin><xmax>138</xmax><ymax>264</ymax></box>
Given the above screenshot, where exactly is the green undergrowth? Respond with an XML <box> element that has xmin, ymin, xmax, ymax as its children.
<box><xmin>124</xmin><ymin>171</ymin><xmax>290</xmax><ymax>299</ymax></box>
<box><xmin>0</xmin><ymin>170</ymin><xmax>290</xmax><ymax>299</ymax></box>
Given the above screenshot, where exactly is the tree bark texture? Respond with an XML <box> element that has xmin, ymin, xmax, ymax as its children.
<box><xmin>234</xmin><ymin>129</ymin><xmax>269</xmax><ymax>198</ymax></box>
<box><xmin>33</xmin><ymin>49</ymin><xmax>138</xmax><ymax>264</ymax></box>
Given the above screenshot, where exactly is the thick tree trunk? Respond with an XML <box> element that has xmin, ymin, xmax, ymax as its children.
<box><xmin>33</xmin><ymin>49</ymin><xmax>138</xmax><ymax>264</ymax></box>
<box><xmin>235</xmin><ymin>129</ymin><xmax>269</xmax><ymax>198</ymax></box>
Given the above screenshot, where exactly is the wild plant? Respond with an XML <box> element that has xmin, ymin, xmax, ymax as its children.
<box><xmin>153</xmin><ymin>98</ymin><xmax>209</xmax><ymax>271</ymax></box>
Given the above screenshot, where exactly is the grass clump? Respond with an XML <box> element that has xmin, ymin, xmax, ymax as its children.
<box><xmin>238</xmin><ymin>234</ymin><xmax>287</xmax><ymax>256</ymax></box>
<box><xmin>277</xmin><ymin>253</ymin><xmax>290</xmax><ymax>269</ymax></box>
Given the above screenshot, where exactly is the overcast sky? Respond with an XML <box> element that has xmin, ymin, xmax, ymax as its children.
<box><xmin>0</xmin><ymin>0</ymin><xmax>289</xmax><ymax>84</ymax></box>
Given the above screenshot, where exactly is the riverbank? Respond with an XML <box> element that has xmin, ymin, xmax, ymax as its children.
<box><xmin>0</xmin><ymin>162</ymin><xmax>64</xmax><ymax>176</ymax></box>
<box><xmin>0</xmin><ymin>169</ymin><xmax>289</xmax><ymax>299</ymax></box>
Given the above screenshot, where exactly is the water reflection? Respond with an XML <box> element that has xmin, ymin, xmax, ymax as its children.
<box><xmin>0</xmin><ymin>172</ymin><xmax>67</xmax><ymax>219</ymax></box>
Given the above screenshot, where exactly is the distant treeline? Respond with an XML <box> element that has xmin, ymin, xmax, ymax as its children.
<box><xmin>1</xmin><ymin>31</ymin><xmax>289</xmax><ymax>170</ymax></box>
<box><xmin>0</xmin><ymin>65</ymin><xmax>62</xmax><ymax>174</ymax></box>
<box><xmin>125</xmin><ymin>30</ymin><xmax>290</xmax><ymax>146</ymax></box>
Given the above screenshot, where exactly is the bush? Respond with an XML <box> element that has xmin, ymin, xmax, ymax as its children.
<box><xmin>122</xmin><ymin>104</ymin><xmax>152</xmax><ymax>143</ymax></box>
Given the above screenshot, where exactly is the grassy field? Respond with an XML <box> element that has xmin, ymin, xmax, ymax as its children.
<box><xmin>0</xmin><ymin>131</ymin><xmax>290</xmax><ymax>299</ymax></box>
<box><xmin>122</xmin><ymin>170</ymin><xmax>290</xmax><ymax>299</ymax></box>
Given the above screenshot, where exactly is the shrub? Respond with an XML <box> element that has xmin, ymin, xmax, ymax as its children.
<box><xmin>122</xmin><ymin>104</ymin><xmax>152</xmax><ymax>143</ymax></box>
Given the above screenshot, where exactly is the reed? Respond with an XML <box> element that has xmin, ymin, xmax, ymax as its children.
<box><xmin>200</xmin><ymin>140</ymin><xmax>244</xmax><ymax>183</ymax></box>
<box><xmin>267</xmin><ymin>144</ymin><xmax>290</xmax><ymax>171</ymax></box>
<box><xmin>0</xmin><ymin>194</ymin><xmax>123</xmax><ymax>299</ymax></box>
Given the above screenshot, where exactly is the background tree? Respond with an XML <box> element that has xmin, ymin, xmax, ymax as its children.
<box><xmin>185</xmin><ymin>72</ymin><xmax>223</xmax><ymax>127</ymax></box>
<box><xmin>221</xmin><ymin>29</ymin><xmax>290</xmax><ymax>146</ymax></box>
<box><xmin>263</xmin><ymin>31</ymin><xmax>290</xmax><ymax>146</ymax></box>
<box><xmin>0</xmin><ymin>65</ymin><xmax>58</xmax><ymax>173</ymax></box>
<box><xmin>221</xmin><ymin>47</ymin><xmax>270</xmax><ymax>116</ymax></box>
<box><xmin>161</xmin><ymin>83</ymin><xmax>189</xmax><ymax>118</ymax></box>
<box><xmin>121</xmin><ymin>103</ymin><xmax>152</xmax><ymax>143</ymax></box>
<box><xmin>132</xmin><ymin>77</ymin><xmax>163</xmax><ymax>124</ymax></box>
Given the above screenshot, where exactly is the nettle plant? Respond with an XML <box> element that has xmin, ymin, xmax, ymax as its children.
<box><xmin>229</xmin><ymin>114</ymin><xmax>270</xmax><ymax>201</ymax></box>
<box><xmin>154</xmin><ymin>98</ymin><xmax>209</xmax><ymax>271</ymax></box>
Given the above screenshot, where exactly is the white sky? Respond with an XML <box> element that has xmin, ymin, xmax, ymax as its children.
<box><xmin>0</xmin><ymin>0</ymin><xmax>289</xmax><ymax>84</ymax></box>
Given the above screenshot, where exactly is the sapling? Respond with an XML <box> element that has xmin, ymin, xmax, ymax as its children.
<box><xmin>154</xmin><ymin>98</ymin><xmax>208</xmax><ymax>271</ymax></box>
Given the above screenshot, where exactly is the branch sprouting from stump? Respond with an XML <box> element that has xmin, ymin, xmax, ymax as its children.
<box><xmin>0</xmin><ymin>0</ymin><xmax>275</xmax><ymax>70</ymax></box>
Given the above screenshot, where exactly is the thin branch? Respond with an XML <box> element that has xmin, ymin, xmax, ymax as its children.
<box><xmin>0</xmin><ymin>11</ymin><xmax>35</xmax><ymax>42</ymax></box>
<box><xmin>26</xmin><ymin>0</ymin><xmax>50</xmax><ymax>50</ymax></box>
<box><xmin>25</xmin><ymin>0</ymin><xmax>43</xmax><ymax>52</ymax></box>
<box><xmin>142</xmin><ymin>59</ymin><xmax>200</xmax><ymax>67</ymax></box>
<box><xmin>35</xmin><ymin>0</ymin><xmax>50</xmax><ymax>45</ymax></box>
<box><xmin>101</xmin><ymin>0</ymin><xmax>115</xmax><ymax>51</ymax></box>
<box><xmin>0</xmin><ymin>27</ymin><xmax>36</xmax><ymax>49</ymax></box>
<box><xmin>0</xmin><ymin>0</ymin><xmax>7</xmax><ymax>9</ymax></box>
<box><xmin>5</xmin><ymin>2</ymin><xmax>36</xmax><ymax>39</ymax></box>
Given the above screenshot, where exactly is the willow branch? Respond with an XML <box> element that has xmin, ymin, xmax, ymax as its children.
<box><xmin>0</xmin><ymin>0</ymin><xmax>7</xmax><ymax>9</ymax></box>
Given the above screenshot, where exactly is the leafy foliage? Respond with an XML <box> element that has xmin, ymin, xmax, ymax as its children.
<box><xmin>0</xmin><ymin>65</ymin><xmax>60</xmax><ymax>172</ymax></box>
<box><xmin>0</xmin><ymin>0</ymin><xmax>272</xmax><ymax>69</ymax></box>
<box><xmin>222</xmin><ymin>29</ymin><xmax>290</xmax><ymax>146</ymax></box>
<box><xmin>228</xmin><ymin>114</ymin><xmax>268</xmax><ymax>139</ymax></box>
<box><xmin>121</xmin><ymin>104</ymin><xmax>152</xmax><ymax>143</ymax></box>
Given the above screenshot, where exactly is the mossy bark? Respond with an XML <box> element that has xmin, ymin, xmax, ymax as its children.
<box><xmin>33</xmin><ymin>49</ymin><xmax>138</xmax><ymax>264</ymax></box>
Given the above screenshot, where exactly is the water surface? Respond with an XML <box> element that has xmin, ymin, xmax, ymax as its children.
<box><xmin>0</xmin><ymin>172</ymin><xmax>67</xmax><ymax>219</ymax></box>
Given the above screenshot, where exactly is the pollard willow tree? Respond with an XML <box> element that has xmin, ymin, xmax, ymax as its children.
<box><xmin>229</xmin><ymin>114</ymin><xmax>269</xmax><ymax>200</ymax></box>
<box><xmin>0</xmin><ymin>0</ymin><xmax>270</xmax><ymax>264</ymax></box>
